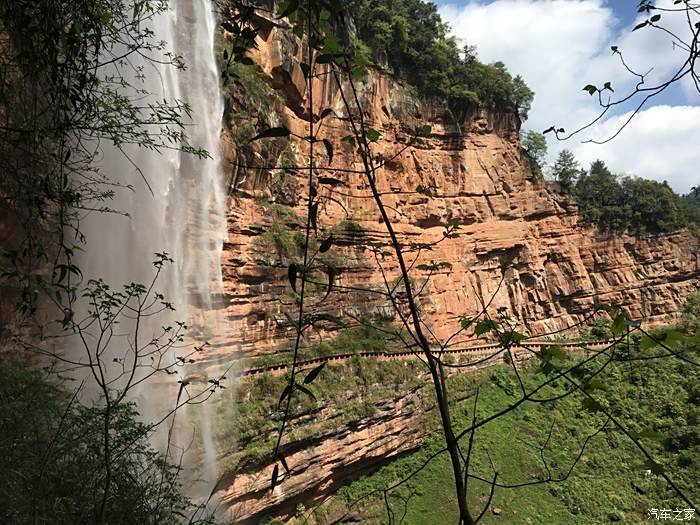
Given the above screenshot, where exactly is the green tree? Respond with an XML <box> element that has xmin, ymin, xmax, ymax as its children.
<box><xmin>620</xmin><ymin>177</ymin><xmax>682</xmax><ymax>234</ymax></box>
<box><xmin>574</xmin><ymin>160</ymin><xmax>697</xmax><ymax>235</ymax></box>
<box><xmin>345</xmin><ymin>0</ymin><xmax>533</xmax><ymax>118</ymax></box>
<box><xmin>521</xmin><ymin>130</ymin><xmax>548</xmax><ymax>164</ymax></box>
<box><xmin>552</xmin><ymin>149</ymin><xmax>580</xmax><ymax>193</ymax></box>
<box><xmin>576</xmin><ymin>160</ymin><xmax>625</xmax><ymax>231</ymax></box>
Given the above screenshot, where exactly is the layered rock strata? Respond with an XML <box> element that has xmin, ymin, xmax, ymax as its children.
<box><xmin>204</xmin><ymin>10</ymin><xmax>700</xmax><ymax>521</ymax></box>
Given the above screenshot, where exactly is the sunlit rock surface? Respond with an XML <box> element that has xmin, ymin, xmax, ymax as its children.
<box><xmin>202</xmin><ymin>10</ymin><xmax>699</xmax><ymax>521</ymax></box>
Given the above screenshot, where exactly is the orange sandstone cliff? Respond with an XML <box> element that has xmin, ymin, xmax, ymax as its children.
<box><xmin>202</xmin><ymin>11</ymin><xmax>700</xmax><ymax>521</ymax></box>
<box><xmin>202</xmin><ymin>13</ymin><xmax>699</xmax><ymax>363</ymax></box>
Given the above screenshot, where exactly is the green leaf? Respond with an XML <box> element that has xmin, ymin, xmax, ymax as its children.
<box><xmin>503</xmin><ymin>330</ymin><xmax>526</xmax><ymax>346</ymax></box>
<box><xmin>320</xmin><ymin>108</ymin><xmax>335</xmax><ymax>119</ymax></box>
<box><xmin>295</xmin><ymin>384</ymin><xmax>316</xmax><ymax>400</ymax></box>
<box><xmin>366</xmin><ymin>127</ymin><xmax>381</xmax><ymax>142</ymax></box>
<box><xmin>322</xmin><ymin>138</ymin><xmax>334</xmax><ymax>165</ymax></box>
<box><xmin>319</xmin><ymin>235</ymin><xmax>333</xmax><ymax>253</ymax></box>
<box><xmin>270</xmin><ymin>464</ymin><xmax>280</xmax><ymax>490</ymax></box>
<box><xmin>475</xmin><ymin>319</ymin><xmax>498</xmax><ymax>336</ymax></box>
<box><xmin>639</xmin><ymin>333</ymin><xmax>659</xmax><ymax>350</ymax></box>
<box><xmin>460</xmin><ymin>317</ymin><xmax>473</xmax><ymax>330</ymax></box>
<box><xmin>277</xmin><ymin>0</ymin><xmax>299</xmax><ymax>18</ymax></box>
<box><xmin>318</xmin><ymin>177</ymin><xmax>345</xmax><ymax>186</ymax></box>
<box><xmin>611</xmin><ymin>313</ymin><xmax>628</xmax><ymax>337</ymax></box>
<box><xmin>582</xmin><ymin>84</ymin><xmax>598</xmax><ymax>95</ymax></box>
<box><xmin>322</xmin><ymin>267</ymin><xmax>335</xmax><ymax>301</ymax></box>
<box><xmin>633</xmin><ymin>21</ymin><xmax>648</xmax><ymax>31</ymax></box>
<box><xmin>603</xmin><ymin>81</ymin><xmax>614</xmax><ymax>92</ymax></box>
<box><xmin>310</xmin><ymin>203</ymin><xmax>318</xmax><ymax>233</ymax></box>
<box><xmin>650</xmin><ymin>14</ymin><xmax>661</xmax><ymax>22</ymax></box>
<box><xmin>288</xmin><ymin>263</ymin><xmax>298</xmax><ymax>292</ymax></box>
<box><xmin>277</xmin><ymin>453</ymin><xmax>291</xmax><ymax>474</ymax></box>
<box><xmin>278</xmin><ymin>383</ymin><xmax>292</xmax><ymax>408</ymax></box>
<box><xmin>322</xmin><ymin>34</ymin><xmax>342</xmax><ymax>55</ymax></box>
<box><xmin>655</xmin><ymin>329</ymin><xmax>685</xmax><ymax>348</ymax></box>
<box><xmin>303</xmin><ymin>362</ymin><xmax>326</xmax><ymax>384</ymax></box>
<box><xmin>538</xmin><ymin>345</ymin><xmax>567</xmax><ymax>364</ymax></box>
<box><xmin>61</xmin><ymin>308</ymin><xmax>74</xmax><ymax>328</ymax></box>
<box><xmin>610</xmin><ymin>45</ymin><xmax>619</xmax><ymax>53</ymax></box>
<box><xmin>250</xmin><ymin>126</ymin><xmax>290</xmax><ymax>141</ymax></box>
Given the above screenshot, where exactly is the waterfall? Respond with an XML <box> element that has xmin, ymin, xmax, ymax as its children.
<box><xmin>74</xmin><ymin>0</ymin><xmax>227</xmax><ymax>490</ymax></box>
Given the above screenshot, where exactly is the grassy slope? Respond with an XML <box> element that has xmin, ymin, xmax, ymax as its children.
<box><xmin>329</xmin><ymin>343</ymin><xmax>699</xmax><ymax>525</ymax></box>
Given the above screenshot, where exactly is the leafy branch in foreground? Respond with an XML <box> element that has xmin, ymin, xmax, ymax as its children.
<box><xmin>4</xmin><ymin>254</ymin><xmax>228</xmax><ymax>524</ymax></box>
<box><xmin>545</xmin><ymin>1</ymin><xmax>699</xmax><ymax>143</ymax></box>
<box><xmin>0</xmin><ymin>0</ymin><xmax>208</xmax><ymax>322</ymax></box>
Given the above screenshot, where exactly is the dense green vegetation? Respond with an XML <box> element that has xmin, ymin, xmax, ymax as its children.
<box><xmin>328</xmin><ymin>339</ymin><xmax>699</xmax><ymax>524</ymax></box>
<box><xmin>0</xmin><ymin>363</ymin><xmax>215</xmax><ymax>525</ymax></box>
<box><xmin>217</xmin><ymin>356</ymin><xmax>427</xmax><ymax>472</ymax></box>
<box><xmin>216</xmin><ymin>321</ymin><xmax>493</xmax><ymax>477</ymax></box>
<box><xmin>551</xmin><ymin>154</ymin><xmax>700</xmax><ymax>235</ymax></box>
<box><xmin>345</xmin><ymin>0</ymin><xmax>533</xmax><ymax>118</ymax></box>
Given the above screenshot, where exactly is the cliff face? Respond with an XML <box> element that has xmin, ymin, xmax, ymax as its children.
<box><xmin>203</xmin><ymin>14</ymin><xmax>699</xmax><ymax>364</ymax></box>
<box><xmin>206</xmin><ymin>12</ymin><xmax>700</xmax><ymax>521</ymax></box>
<box><xmin>221</xmin><ymin>384</ymin><xmax>430</xmax><ymax>522</ymax></box>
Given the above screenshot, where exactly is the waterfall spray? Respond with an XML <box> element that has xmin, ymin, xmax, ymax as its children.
<box><xmin>75</xmin><ymin>0</ymin><xmax>227</xmax><ymax>490</ymax></box>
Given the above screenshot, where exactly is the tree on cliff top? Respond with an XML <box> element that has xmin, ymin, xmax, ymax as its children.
<box><xmin>345</xmin><ymin>0</ymin><xmax>534</xmax><ymax>118</ymax></box>
<box><xmin>574</xmin><ymin>158</ymin><xmax>700</xmax><ymax>235</ymax></box>
<box><xmin>552</xmin><ymin>149</ymin><xmax>581</xmax><ymax>194</ymax></box>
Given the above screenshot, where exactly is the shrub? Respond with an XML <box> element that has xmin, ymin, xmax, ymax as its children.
<box><xmin>0</xmin><ymin>363</ymin><xmax>216</xmax><ymax>525</ymax></box>
<box><xmin>679</xmin><ymin>291</ymin><xmax>700</xmax><ymax>333</ymax></box>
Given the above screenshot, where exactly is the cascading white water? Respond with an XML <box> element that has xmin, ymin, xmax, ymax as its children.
<box><xmin>75</xmin><ymin>0</ymin><xmax>227</xmax><ymax>489</ymax></box>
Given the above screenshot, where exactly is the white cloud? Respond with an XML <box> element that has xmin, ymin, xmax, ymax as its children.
<box><xmin>439</xmin><ymin>0</ymin><xmax>700</xmax><ymax>193</ymax></box>
<box><xmin>573</xmin><ymin>105</ymin><xmax>700</xmax><ymax>194</ymax></box>
<box><xmin>439</xmin><ymin>0</ymin><xmax>617</xmax><ymax>133</ymax></box>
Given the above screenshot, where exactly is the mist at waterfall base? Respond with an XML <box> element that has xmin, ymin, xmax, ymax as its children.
<box><xmin>72</xmin><ymin>0</ymin><xmax>228</xmax><ymax>499</ymax></box>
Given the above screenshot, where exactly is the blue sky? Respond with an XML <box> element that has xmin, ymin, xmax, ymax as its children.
<box><xmin>434</xmin><ymin>0</ymin><xmax>700</xmax><ymax>192</ymax></box>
